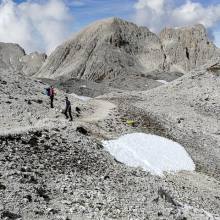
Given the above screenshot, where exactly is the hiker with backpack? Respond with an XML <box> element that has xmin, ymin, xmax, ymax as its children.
<box><xmin>46</xmin><ymin>86</ymin><xmax>55</xmax><ymax>108</ymax></box>
<box><xmin>64</xmin><ymin>96</ymin><xmax>73</xmax><ymax>121</ymax></box>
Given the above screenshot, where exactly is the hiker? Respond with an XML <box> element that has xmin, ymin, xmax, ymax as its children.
<box><xmin>46</xmin><ymin>86</ymin><xmax>55</xmax><ymax>108</ymax></box>
<box><xmin>64</xmin><ymin>96</ymin><xmax>73</xmax><ymax>121</ymax></box>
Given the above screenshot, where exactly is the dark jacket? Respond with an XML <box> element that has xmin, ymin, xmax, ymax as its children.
<box><xmin>65</xmin><ymin>99</ymin><xmax>71</xmax><ymax>111</ymax></box>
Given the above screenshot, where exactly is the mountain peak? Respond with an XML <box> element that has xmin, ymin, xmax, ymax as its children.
<box><xmin>36</xmin><ymin>17</ymin><xmax>220</xmax><ymax>83</ymax></box>
<box><xmin>160</xmin><ymin>24</ymin><xmax>208</xmax><ymax>41</ymax></box>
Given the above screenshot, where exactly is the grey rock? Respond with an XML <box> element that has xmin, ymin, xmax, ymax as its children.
<box><xmin>0</xmin><ymin>42</ymin><xmax>25</xmax><ymax>71</ymax></box>
<box><xmin>36</xmin><ymin>18</ymin><xmax>219</xmax><ymax>91</ymax></box>
<box><xmin>20</xmin><ymin>52</ymin><xmax>47</xmax><ymax>76</ymax></box>
<box><xmin>36</xmin><ymin>18</ymin><xmax>165</xmax><ymax>82</ymax></box>
<box><xmin>0</xmin><ymin>64</ymin><xmax>220</xmax><ymax>219</ymax></box>
<box><xmin>39</xmin><ymin>77</ymin><xmax>124</xmax><ymax>98</ymax></box>
<box><xmin>0</xmin><ymin>42</ymin><xmax>46</xmax><ymax>76</ymax></box>
<box><xmin>160</xmin><ymin>24</ymin><xmax>220</xmax><ymax>73</ymax></box>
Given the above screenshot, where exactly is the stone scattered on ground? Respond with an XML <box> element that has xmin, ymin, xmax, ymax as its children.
<box><xmin>0</xmin><ymin>59</ymin><xmax>220</xmax><ymax>219</ymax></box>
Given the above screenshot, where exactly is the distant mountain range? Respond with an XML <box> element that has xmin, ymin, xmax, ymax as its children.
<box><xmin>36</xmin><ymin>18</ymin><xmax>220</xmax><ymax>84</ymax></box>
<box><xmin>0</xmin><ymin>17</ymin><xmax>219</xmax><ymax>91</ymax></box>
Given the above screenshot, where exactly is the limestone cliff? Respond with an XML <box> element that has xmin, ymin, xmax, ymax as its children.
<box><xmin>0</xmin><ymin>42</ymin><xmax>46</xmax><ymax>75</ymax></box>
<box><xmin>36</xmin><ymin>18</ymin><xmax>165</xmax><ymax>81</ymax></box>
<box><xmin>36</xmin><ymin>18</ymin><xmax>220</xmax><ymax>84</ymax></box>
<box><xmin>160</xmin><ymin>24</ymin><xmax>220</xmax><ymax>73</ymax></box>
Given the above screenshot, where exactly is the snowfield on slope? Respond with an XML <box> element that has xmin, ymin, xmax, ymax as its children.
<box><xmin>102</xmin><ymin>133</ymin><xmax>195</xmax><ymax>176</ymax></box>
<box><xmin>71</xmin><ymin>93</ymin><xmax>92</xmax><ymax>101</ymax></box>
<box><xmin>156</xmin><ymin>80</ymin><xmax>169</xmax><ymax>84</ymax></box>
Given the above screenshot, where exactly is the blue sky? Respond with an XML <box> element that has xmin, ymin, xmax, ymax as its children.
<box><xmin>67</xmin><ymin>0</ymin><xmax>220</xmax><ymax>33</ymax></box>
<box><xmin>1</xmin><ymin>0</ymin><xmax>220</xmax><ymax>53</ymax></box>
<box><xmin>67</xmin><ymin>0</ymin><xmax>136</xmax><ymax>31</ymax></box>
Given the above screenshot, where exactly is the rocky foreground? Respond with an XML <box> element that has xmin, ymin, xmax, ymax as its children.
<box><xmin>0</xmin><ymin>59</ymin><xmax>220</xmax><ymax>219</ymax></box>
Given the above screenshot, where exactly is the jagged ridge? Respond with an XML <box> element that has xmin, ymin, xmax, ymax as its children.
<box><xmin>36</xmin><ymin>17</ymin><xmax>220</xmax><ymax>85</ymax></box>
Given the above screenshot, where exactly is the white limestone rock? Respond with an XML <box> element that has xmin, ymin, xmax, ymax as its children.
<box><xmin>160</xmin><ymin>24</ymin><xmax>220</xmax><ymax>73</ymax></box>
<box><xmin>20</xmin><ymin>52</ymin><xmax>47</xmax><ymax>76</ymax></box>
<box><xmin>36</xmin><ymin>17</ymin><xmax>165</xmax><ymax>81</ymax></box>
<box><xmin>0</xmin><ymin>42</ymin><xmax>25</xmax><ymax>71</ymax></box>
<box><xmin>0</xmin><ymin>42</ymin><xmax>46</xmax><ymax>75</ymax></box>
<box><xmin>36</xmin><ymin>18</ymin><xmax>220</xmax><ymax>87</ymax></box>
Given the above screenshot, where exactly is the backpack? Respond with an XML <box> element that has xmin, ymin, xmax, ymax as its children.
<box><xmin>46</xmin><ymin>88</ymin><xmax>50</xmax><ymax>96</ymax></box>
<box><xmin>51</xmin><ymin>88</ymin><xmax>55</xmax><ymax>96</ymax></box>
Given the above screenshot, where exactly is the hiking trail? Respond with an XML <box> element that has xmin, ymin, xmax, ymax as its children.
<box><xmin>81</xmin><ymin>99</ymin><xmax>116</xmax><ymax>122</ymax></box>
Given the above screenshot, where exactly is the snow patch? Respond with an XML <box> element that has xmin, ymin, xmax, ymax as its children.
<box><xmin>102</xmin><ymin>133</ymin><xmax>195</xmax><ymax>176</ymax></box>
<box><xmin>72</xmin><ymin>94</ymin><xmax>91</xmax><ymax>101</ymax></box>
<box><xmin>80</xmin><ymin>85</ymin><xmax>87</xmax><ymax>88</ymax></box>
<box><xmin>156</xmin><ymin>80</ymin><xmax>169</xmax><ymax>84</ymax></box>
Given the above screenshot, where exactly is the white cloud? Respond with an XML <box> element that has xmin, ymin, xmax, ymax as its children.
<box><xmin>0</xmin><ymin>0</ymin><xmax>73</xmax><ymax>54</ymax></box>
<box><xmin>135</xmin><ymin>0</ymin><xmax>166</xmax><ymax>15</ymax></box>
<box><xmin>66</xmin><ymin>0</ymin><xmax>85</xmax><ymax>7</ymax></box>
<box><xmin>171</xmin><ymin>1</ymin><xmax>220</xmax><ymax>28</ymax></box>
<box><xmin>214</xmin><ymin>31</ymin><xmax>220</xmax><ymax>47</ymax></box>
<box><xmin>133</xmin><ymin>0</ymin><xmax>220</xmax><ymax>42</ymax></box>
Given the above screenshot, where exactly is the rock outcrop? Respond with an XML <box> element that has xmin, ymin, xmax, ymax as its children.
<box><xmin>0</xmin><ymin>42</ymin><xmax>25</xmax><ymax>71</ymax></box>
<box><xmin>0</xmin><ymin>42</ymin><xmax>46</xmax><ymax>75</ymax></box>
<box><xmin>20</xmin><ymin>52</ymin><xmax>47</xmax><ymax>76</ymax></box>
<box><xmin>36</xmin><ymin>18</ymin><xmax>220</xmax><ymax>87</ymax></box>
<box><xmin>160</xmin><ymin>24</ymin><xmax>220</xmax><ymax>73</ymax></box>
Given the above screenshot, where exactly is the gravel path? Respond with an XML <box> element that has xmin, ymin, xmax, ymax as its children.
<box><xmin>81</xmin><ymin>99</ymin><xmax>116</xmax><ymax>122</ymax></box>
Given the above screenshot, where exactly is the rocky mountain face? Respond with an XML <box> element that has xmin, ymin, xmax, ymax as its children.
<box><xmin>0</xmin><ymin>42</ymin><xmax>46</xmax><ymax>76</ymax></box>
<box><xmin>0</xmin><ymin>43</ymin><xmax>25</xmax><ymax>71</ymax></box>
<box><xmin>36</xmin><ymin>18</ymin><xmax>220</xmax><ymax>89</ymax></box>
<box><xmin>160</xmin><ymin>24</ymin><xmax>219</xmax><ymax>73</ymax></box>
<box><xmin>2</xmin><ymin>18</ymin><xmax>219</xmax><ymax>94</ymax></box>
<box><xmin>20</xmin><ymin>52</ymin><xmax>47</xmax><ymax>76</ymax></box>
<box><xmin>36</xmin><ymin>18</ymin><xmax>165</xmax><ymax>81</ymax></box>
